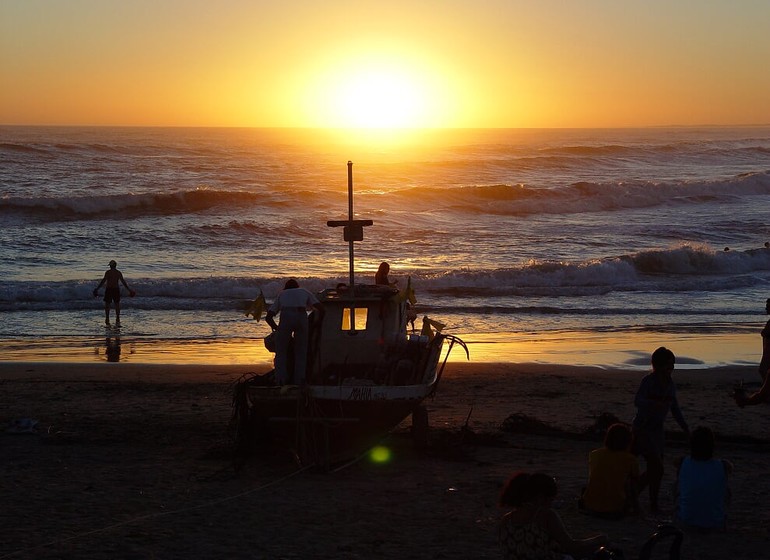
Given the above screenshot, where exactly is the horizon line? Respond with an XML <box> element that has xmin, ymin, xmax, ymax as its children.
<box><xmin>2</xmin><ymin>123</ymin><xmax>770</xmax><ymax>130</ymax></box>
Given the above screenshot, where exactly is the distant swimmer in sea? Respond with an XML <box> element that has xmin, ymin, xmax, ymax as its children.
<box><xmin>93</xmin><ymin>260</ymin><xmax>135</xmax><ymax>327</ymax></box>
<box><xmin>759</xmin><ymin>298</ymin><xmax>770</xmax><ymax>382</ymax></box>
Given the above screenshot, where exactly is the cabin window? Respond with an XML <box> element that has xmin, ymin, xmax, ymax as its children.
<box><xmin>341</xmin><ymin>307</ymin><xmax>368</xmax><ymax>331</ymax></box>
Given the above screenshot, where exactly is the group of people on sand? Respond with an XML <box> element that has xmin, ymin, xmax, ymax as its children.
<box><xmin>499</xmin><ymin>298</ymin><xmax>770</xmax><ymax>560</ymax></box>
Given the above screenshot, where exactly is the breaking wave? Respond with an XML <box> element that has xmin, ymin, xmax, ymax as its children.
<box><xmin>3</xmin><ymin>244</ymin><xmax>768</xmax><ymax>312</ymax></box>
<box><xmin>4</xmin><ymin>171</ymin><xmax>769</xmax><ymax>222</ymax></box>
<box><xmin>390</xmin><ymin>171</ymin><xmax>770</xmax><ymax>216</ymax></box>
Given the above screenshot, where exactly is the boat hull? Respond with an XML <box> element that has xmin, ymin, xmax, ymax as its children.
<box><xmin>235</xmin><ymin>379</ymin><xmax>436</xmax><ymax>467</ymax></box>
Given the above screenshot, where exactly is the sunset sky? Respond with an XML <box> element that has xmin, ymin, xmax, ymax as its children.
<box><xmin>2</xmin><ymin>0</ymin><xmax>769</xmax><ymax>128</ymax></box>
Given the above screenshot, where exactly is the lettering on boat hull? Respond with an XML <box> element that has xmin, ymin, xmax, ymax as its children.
<box><xmin>348</xmin><ymin>386</ymin><xmax>373</xmax><ymax>400</ymax></box>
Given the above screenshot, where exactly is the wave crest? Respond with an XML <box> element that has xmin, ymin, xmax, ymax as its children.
<box><xmin>0</xmin><ymin>188</ymin><xmax>271</xmax><ymax>219</ymax></box>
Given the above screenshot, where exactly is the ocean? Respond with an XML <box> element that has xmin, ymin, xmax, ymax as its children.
<box><xmin>2</xmin><ymin>126</ymin><xmax>769</xmax><ymax>367</ymax></box>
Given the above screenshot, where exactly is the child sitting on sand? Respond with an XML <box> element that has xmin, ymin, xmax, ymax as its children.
<box><xmin>499</xmin><ymin>471</ymin><xmax>611</xmax><ymax>560</ymax></box>
<box><xmin>674</xmin><ymin>426</ymin><xmax>733</xmax><ymax>531</ymax></box>
<box><xmin>580</xmin><ymin>423</ymin><xmax>640</xmax><ymax>518</ymax></box>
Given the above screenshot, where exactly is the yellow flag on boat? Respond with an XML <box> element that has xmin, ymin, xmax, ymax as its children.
<box><xmin>245</xmin><ymin>290</ymin><xmax>267</xmax><ymax>321</ymax></box>
<box><xmin>398</xmin><ymin>276</ymin><xmax>417</xmax><ymax>305</ymax></box>
<box><xmin>420</xmin><ymin>316</ymin><xmax>446</xmax><ymax>340</ymax></box>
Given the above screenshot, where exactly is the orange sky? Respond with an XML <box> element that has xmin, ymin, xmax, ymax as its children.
<box><xmin>1</xmin><ymin>0</ymin><xmax>769</xmax><ymax>128</ymax></box>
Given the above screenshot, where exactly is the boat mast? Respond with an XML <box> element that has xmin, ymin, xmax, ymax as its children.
<box><xmin>327</xmin><ymin>160</ymin><xmax>373</xmax><ymax>291</ymax></box>
<box><xmin>345</xmin><ymin>161</ymin><xmax>356</xmax><ymax>290</ymax></box>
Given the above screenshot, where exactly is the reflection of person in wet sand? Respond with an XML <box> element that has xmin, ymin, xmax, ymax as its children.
<box><xmin>93</xmin><ymin>260</ymin><xmax>135</xmax><ymax>326</ymax></box>
<box><xmin>105</xmin><ymin>337</ymin><xmax>121</xmax><ymax>362</ymax></box>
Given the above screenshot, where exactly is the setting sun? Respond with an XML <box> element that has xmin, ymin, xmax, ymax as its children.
<box><xmin>329</xmin><ymin>69</ymin><xmax>428</xmax><ymax>128</ymax></box>
<box><xmin>301</xmin><ymin>46</ymin><xmax>456</xmax><ymax>129</ymax></box>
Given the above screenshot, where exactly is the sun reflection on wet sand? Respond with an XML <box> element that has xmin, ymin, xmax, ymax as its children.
<box><xmin>0</xmin><ymin>331</ymin><xmax>758</xmax><ymax>370</ymax></box>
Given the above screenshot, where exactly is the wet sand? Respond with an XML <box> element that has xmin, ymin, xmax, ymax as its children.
<box><xmin>1</xmin><ymin>361</ymin><xmax>768</xmax><ymax>559</ymax></box>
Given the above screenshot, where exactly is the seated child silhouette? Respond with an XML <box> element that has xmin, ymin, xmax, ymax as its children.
<box><xmin>675</xmin><ymin>426</ymin><xmax>732</xmax><ymax>531</ymax></box>
<box><xmin>580</xmin><ymin>423</ymin><xmax>640</xmax><ymax>518</ymax></box>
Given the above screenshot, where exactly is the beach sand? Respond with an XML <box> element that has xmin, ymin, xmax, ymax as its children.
<box><xmin>1</xmin><ymin>361</ymin><xmax>768</xmax><ymax>559</ymax></box>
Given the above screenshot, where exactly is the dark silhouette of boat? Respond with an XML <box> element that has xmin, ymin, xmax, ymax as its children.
<box><xmin>231</xmin><ymin>162</ymin><xmax>467</xmax><ymax>468</ymax></box>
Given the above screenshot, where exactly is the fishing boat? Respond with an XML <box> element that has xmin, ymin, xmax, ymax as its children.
<box><xmin>231</xmin><ymin>162</ymin><xmax>467</xmax><ymax>468</ymax></box>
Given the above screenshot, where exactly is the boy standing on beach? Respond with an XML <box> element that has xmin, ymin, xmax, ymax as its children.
<box><xmin>631</xmin><ymin>346</ymin><xmax>689</xmax><ymax>513</ymax></box>
<box><xmin>93</xmin><ymin>260</ymin><xmax>135</xmax><ymax>327</ymax></box>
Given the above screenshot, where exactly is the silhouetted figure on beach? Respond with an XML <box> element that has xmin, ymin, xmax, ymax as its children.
<box><xmin>375</xmin><ymin>261</ymin><xmax>393</xmax><ymax>286</ymax></box>
<box><xmin>499</xmin><ymin>471</ymin><xmax>612</xmax><ymax>560</ymax></box>
<box><xmin>674</xmin><ymin>426</ymin><xmax>732</xmax><ymax>531</ymax></box>
<box><xmin>580</xmin><ymin>423</ymin><xmax>640</xmax><ymax>518</ymax></box>
<box><xmin>631</xmin><ymin>347</ymin><xmax>689</xmax><ymax>513</ymax></box>
<box><xmin>93</xmin><ymin>260</ymin><xmax>135</xmax><ymax>326</ymax></box>
<box><xmin>733</xmin><ymin>372</ymin><xmax>770</xmax><ymax>407</ymax></box>
<box><xmin>734</xmin><ymin>297</ymin><xmax>770</xmax><ymax>406</ymax></box>
<box><xmin>758</xmin><ymin>298</ymin><xmax>770</xmax><ymax>382</ymax></box>
<box><xmin>265</xmin><ymin>279</ymin><xmax>324</xmax><ymax>385</ymax></box>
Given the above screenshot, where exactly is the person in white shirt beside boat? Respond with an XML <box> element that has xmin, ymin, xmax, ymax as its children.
<box><xmin>265</xmin><ymin>279</ymin><xmax>324</xmax><ymax>385</ymax></box>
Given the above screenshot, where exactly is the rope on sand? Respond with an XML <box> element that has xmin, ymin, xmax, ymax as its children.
<box><xmin>0</xmin><ymin>464</ymin><xmax>314</xmax><ymax>559</ymax></box>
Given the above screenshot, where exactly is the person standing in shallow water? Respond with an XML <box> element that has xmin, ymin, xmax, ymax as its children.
<box><xmin>93</xmin><ymin>260</ymin><xmax>135</xmax><ymax>326</ymax></box>
<box><xmin>631</xmin><ymin>346</ymin><xmax>689</xmax><ymax>513</ymax></box>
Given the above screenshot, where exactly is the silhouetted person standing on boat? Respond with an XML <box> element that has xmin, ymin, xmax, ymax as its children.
<box><xmin>265</xmin><ymin>279</ymin><xmax>324</xmax><ymax>385</ymax></box>
<box><xmin>93</xmin><ymin>260</ymin><xmax>135</xmax><ymax>327</ymax></box>
<box><xmin>375</xmin><ymin>261</ymin><xmax>391</xmax><ymax>285</ymax></box>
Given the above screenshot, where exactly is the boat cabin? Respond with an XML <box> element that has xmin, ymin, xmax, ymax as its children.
<box><xmin>308</xmin><ymin>283</ymin><xmax>429</xmax><ymax>386</ymax></box>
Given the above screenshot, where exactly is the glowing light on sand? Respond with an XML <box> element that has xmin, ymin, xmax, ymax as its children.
<box><xmin>369</xmin><ymin>445</ymin><xmax>392</xmax><ymax>463</ymax></box>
